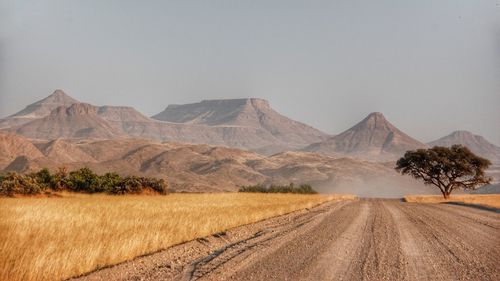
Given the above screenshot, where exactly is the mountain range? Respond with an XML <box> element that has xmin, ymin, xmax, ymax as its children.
<box><xmin>1</xmin><ymin>90</ymin><xmax>329</xmax><ymax>155</ymax></box>
<box><xmin>1</xmin><ymin>89</ymin><xmax>499</xmax><ymax>194</ymax></box>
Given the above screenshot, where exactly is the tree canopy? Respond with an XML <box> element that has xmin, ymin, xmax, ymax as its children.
<box><xmin>395</xmin><ymin>145</ymin><xmax>491</xmax><ymax>199</ymax></box>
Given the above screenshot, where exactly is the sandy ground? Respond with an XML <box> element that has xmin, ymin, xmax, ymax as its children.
<box><xmin>73</xmin><ymin>199</ymin><xmax>500</xmax><ymax>281</ymax></box>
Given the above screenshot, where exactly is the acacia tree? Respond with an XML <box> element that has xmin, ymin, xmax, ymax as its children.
<box><xmin>395</xmin><ymin>145</ymin><xmax>491</xmax><ymax>199</ymax></box>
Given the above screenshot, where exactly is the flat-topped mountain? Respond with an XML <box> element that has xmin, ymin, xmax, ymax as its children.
<box><xmin>152</xmin><ymin>98</ymin><xmax>330</xmax><ymax>150</ymax></box>
<box><xmin>428</xmin><ymin>130</ymin><xmax>500</xmax><ymax>163</ymax></box>
<box><xmin>153</xmin><ymin>98</ymin><xmax>273</xmax><ymax>126</ymax></box>
<box><xmin>303</xmin><ymin>112</ymin><xmax>426</xmax><ymax>161</ymax></box>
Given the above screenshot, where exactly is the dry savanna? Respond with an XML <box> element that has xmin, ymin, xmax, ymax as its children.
<box><xmin>404</xmin><ymin>194</ymin><xmax>500</xmax><ymax>208</ymax></box>
<box><xmin>0</xmin><ymin>192</ymin><xmax>352</xmax><ymax>281</ymax></box>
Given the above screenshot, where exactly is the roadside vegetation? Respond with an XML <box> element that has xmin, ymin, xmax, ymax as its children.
<box><xmin>0</xmin><ymin>167</ymin><xmax>168</xmax><ymax>196</ymax></box>
<box><xmin>404</xmin><ymin>194</ymin><xmax>500</xmax><ymax>209</ymax></box>
<box><xmin>239</xmin><ymin>183</ymin><xmax>318</xmax><ymax>194</ymax></box>
<box><xmin>0</xmin><ymin>193</ymin><xmax>346</xmax><ymax>281</ymax></box>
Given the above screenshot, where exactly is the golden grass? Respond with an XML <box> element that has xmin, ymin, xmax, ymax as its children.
<box><xmin>404</xmin><ymin>194</ymin><xmax>500</xmax><ymax>209</ymax></box>
<box><xmin>0</xmin><ymin>193</ymin><xmax>353</xmax><ymax>281</ymax></box>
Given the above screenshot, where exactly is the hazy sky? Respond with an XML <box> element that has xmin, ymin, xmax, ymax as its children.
<box><xmin>1</xmin><ymin>0</ymin><xmax>499</xmax><ymax>144</ymax></box>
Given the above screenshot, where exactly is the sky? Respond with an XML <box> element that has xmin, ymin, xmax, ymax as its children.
<box><xmin>0</xmin><ymin>0</ymin><xmax>499</xmax><ymax>144</ymax></box>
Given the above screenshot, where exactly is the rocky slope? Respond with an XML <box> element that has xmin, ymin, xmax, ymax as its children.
<box><xmin>0</xmin><ymin>132</ymin><xmax>44</xmax><ymax>170</ymax></box>
<box><xmin>0</xmin><ymin>133</ymin><xmax>432</xmax><ymax>196</ymax></box>
<box><xmin>303</xmin><ymin>112</ymin><xmax>427</xmax><ymax>161</ymax></box>
<box><xmin>428</xmin><ymin>130</ymin><xmax>500</xmax><ymax>164</ymax></box>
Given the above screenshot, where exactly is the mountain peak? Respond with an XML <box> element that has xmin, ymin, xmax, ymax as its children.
<box><xmin>6</xmin><ymin>90</ymin><xmax>79</xmax><ymax>120</ymax></box>
<box><xmin>303</xmin><ymin>112</ymin><xmax>425</xmax><ymax>161</ymax></box>
<box><xmin>363</xmin><ymin>112</ymin><xmax>389</xmax><ymax>124</ymax></box>
<box><xmin>428</xmin><ymin>131</ymin><xmax>500</xmax><ymax>163</ymax></box>
<box><xmin>367</xmin><ymin>112</ymin><xmax>385</xmax><ymax>118</ymax></box>
<box><xmin>353</xmin><ymin>112</ymin><xmax>393</xmax><ymax>132</ymax></box>
<box><xmin>39</xmin><ymin>89</ymin><xmax>79</xmax><ymax>105</ymax></box>
<box><xmin>449</xmin><ymin>130</ymin><xmax>474</xmax><ymax>137</ymax></box>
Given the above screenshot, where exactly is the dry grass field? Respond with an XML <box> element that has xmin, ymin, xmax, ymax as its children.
<box><xmin>404</xmin><ymin>194</ymin><xmax>500</xmax><ymax>208</ymax></box>
<box><xmin>0</xmin><ymin>193</ymin><xmax>352</xmax><ymax>281</ymax></box>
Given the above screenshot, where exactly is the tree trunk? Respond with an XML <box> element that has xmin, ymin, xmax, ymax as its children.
<box><xmin>443</xmin><ymin>191</ymin><xmax>450</xmax><ymax>200</ymax></box>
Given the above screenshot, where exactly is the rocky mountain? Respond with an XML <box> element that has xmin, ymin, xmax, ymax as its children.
<box><xmin>2</xmin><ymin>91</ymin><xmax>330</xmax><ymax>154</ymax></box>
<box><xmin>152</xmin><ymin>98</ymin><xmax>330</xmax><ymax>153</ymax></box>
<box><xmin>428</xmin><ymin>130</ymin><xmax>500</xmax><ymax>164</ymax></box>
<box><xmin>0</xmin><ymin>90</ymin><xmax>79</xmax><ymax>128</ymax></box>
<box><xmin>0</xmin><ymin>133</ymin><xmax>435</xmax><ymax>196</ymax></box>
<box><xmin>12</xmin><ymin>103</ymin><xmax>124</xmax><ymax>139</ymax></box>
<box><xmin>303</xmin><ymin>112</ymin><xmax>426</xmax><ymax>161</ymax></box>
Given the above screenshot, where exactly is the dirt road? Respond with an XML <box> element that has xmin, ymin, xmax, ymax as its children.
<box><xmin>75</xmin><ymin>199</ymin><xmax>500</xmax><ymax>281</ymax></box>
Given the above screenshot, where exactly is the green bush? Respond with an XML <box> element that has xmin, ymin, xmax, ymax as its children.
<box><xmin>98</xmin><ymin>172</ymin><xmax>122</xmax><ymax>192</ymax></box>
<box><xmin>0</xmin><ymin>172</ymin><xmax>43</xmax><ymax>196</ymax></box>
<box><xmin>30</xmin><ymin>168</ymin><xmax>53</xmax><ymax>189</ymax></box>
<box><xmin>239</xmin><ymin>183</ymin><xmax>317</xmax><ymax>194</ymax></box>
<box><xmin>67</xmin><ymin>168</ymin><xmax>101</xmax><ymax>193</ymax></box>
<box><xmin>0</xmin><ymin>167</ymin><xmax>169</xmax><ymax>196</ymax></box>
<box><xmin>139</xmin><ymin>177</ymin><xmax>168</xmax><ymax>194</ymax></box>
<box><xmin>108</xmin><ymin>176</ymin><xmax>168</xmax><ymax>195</ymax></box>
<box><xmin>51</xmin><ymin>167</ymin><xmax>69</xmax><ymax>191</ymax></box>
<box><xmin>238</xmin><ymin>184</ymin><xmax>269</xmax><ymax>193</ymax></box>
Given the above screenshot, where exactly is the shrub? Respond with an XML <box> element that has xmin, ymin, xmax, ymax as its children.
<box><xmin>30</xmin><ymin>168</ymin><xmax>53</xmax><ymax>189</ymax></box>
<box><xmin>0</xmin><ymin>167</ymin><xmax>168</xmax><ymax>196</ymax></box>
<box><xmin>0</xmin><ymin>172</ymin><xmax>43</xmax><ymax>196</ymax></box>
<box><xmin>67</xmin><ymin>168</ymin><xmax>101</xmax><ymax>193</ymax></box>
<box><xmin>109</xmin><ymin>176</ymin><xmax>168</xmax><ymax>195</ymax></box>
<box><xmin>110</xmin><ymin>176</ymin><xmax>142</xmax><ymax>194</ymax></box>
<box><xmin>239</xmin><ymin>183</ymin><xmax>317</xmax><ymax>194</ymax></box>
<box><xmin>98</xmin><ymin>172</ymin><xmax>123</xmax><ymax>192</ymax></box>
<box><xmin>238</xmin><ymin>184</ymin><xmax>268</xmax><ymax>193</ymax></box>
<box><xmin>52</xmin><ymin>167</ymin><xmax>69</xmax><ymax>191</ymax></box>
<box><xmin>139</xmin><ymin>177</ymin><xmax>168</xmax><ymax>195</ymax></box>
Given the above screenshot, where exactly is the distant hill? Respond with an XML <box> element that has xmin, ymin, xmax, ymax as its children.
<box><xmin>470</xmin><ymin>183</ymin><xmax>500</xmax><ymax>194</ymax></box>
<box><xmin>428</xmin><ymin>130</ymin><xmax>500</xmax><ymax>164</ymax></box>
<box><xmin>0</xmin><ymin>133</ymin><xmax>435</xmax><ymax>196</ymax></box>
<box><xmin>303</xmin><ymin>112</ymin><xmax>426</xmax><ymax>161</ymax></box>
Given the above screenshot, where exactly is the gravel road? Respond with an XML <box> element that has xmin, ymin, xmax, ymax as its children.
<box><xmin>75</xmin><ymin>199</ymin><xmax>500</xmax><ymax>281</ymax></box>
